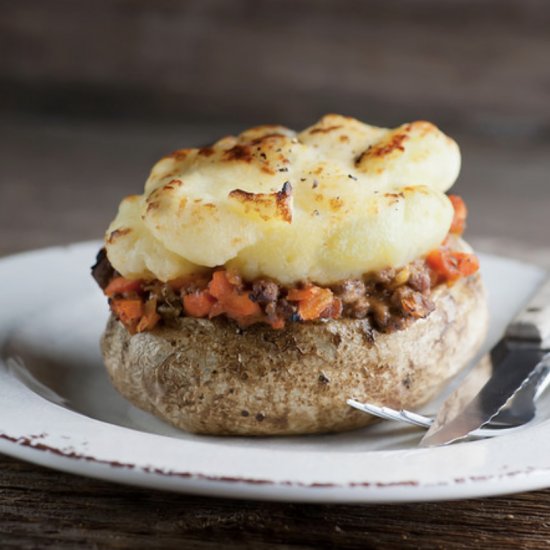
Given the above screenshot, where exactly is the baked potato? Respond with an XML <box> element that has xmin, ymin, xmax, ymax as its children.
<box><xmin>101</xmin><ymin>272</ymin><xmax>487</xmax><ymax>435</ymax></box>
<box><xmin>93</xmin><ymin>114</ymin><xmax>488</xmax><ymax>436</ymax></box>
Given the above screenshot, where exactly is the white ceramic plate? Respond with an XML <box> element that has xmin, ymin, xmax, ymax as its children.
<box><xmin>1</xmin><ymin>242</ymin><xmax>549</xmax><ymax>503</ymax></box>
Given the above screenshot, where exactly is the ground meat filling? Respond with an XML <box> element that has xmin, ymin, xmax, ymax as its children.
<box><xmin>93</xmin><ymin>249</ymin><xmax>439</xmax><ymax>334</ymax></box>
<box><xmin>91</xmin><ymin>248</ymin><xmax>115</xmax><ymax>290</ymax></box>
<box><xmin>331</xmin><ymin>261</ymin><xmax>435</xmax><ymax>331</ymax></box>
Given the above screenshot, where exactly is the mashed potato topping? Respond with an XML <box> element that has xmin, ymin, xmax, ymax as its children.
<box><xmin>105</xmin><ymin>115</ymin><xmax>460</xmax><ymax>285</ymax></box>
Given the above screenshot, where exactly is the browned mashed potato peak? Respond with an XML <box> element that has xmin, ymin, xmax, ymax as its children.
<box><xmin>104</xmin><ymin>114</ymin><xmax>460</xmax><ymax>285</ymax></box>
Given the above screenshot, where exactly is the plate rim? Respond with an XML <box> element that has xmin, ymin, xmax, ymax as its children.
<box><xmin>2</xmin><ymin>433</ymin><xmax>550</xmax><ymax>503</ymax></box>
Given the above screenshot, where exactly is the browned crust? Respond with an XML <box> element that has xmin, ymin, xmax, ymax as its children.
<box><xmin>223</xmin><ymin>144</ymin><xmax>255</xmax><ymax>162</ymax></box>
<box><xmin>228</xmin><ymin>182</ymin><xmax>293</xmax><ymax>223</ymax></box>
<box><xmin>356</xmin><ymin>132</ymin><xmax>408</xmax><ymax>165</ymax></box>
<box><xmin>101</xmin><ymin>273</ymin><xmax>488</xmax><ymax>436</ymax></box>
<box><xmin>106</xmin><ymin>227</ymin><xmax>131</xmax><ymax>244</ymax></box>
<box><xmin>308</xmin><ymin>124</ymin><xmax>343</xmax><ymax>134</ymax></box>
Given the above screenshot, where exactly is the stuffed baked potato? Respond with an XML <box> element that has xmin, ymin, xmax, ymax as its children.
<box><xmin>93</xmin><ymin>114</ymin><xmax>487</xmax><ymax>435</ymax></box>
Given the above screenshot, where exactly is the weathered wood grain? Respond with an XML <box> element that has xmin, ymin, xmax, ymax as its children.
<box><xmin>1</xmin><ymin>0</ymin><xmax>550</xmax><ymax>134</ymax></box>
<box><xmin>2</xmin><ymin>454</ymin><xmax>550</xmax><ymax>549</ymax></box>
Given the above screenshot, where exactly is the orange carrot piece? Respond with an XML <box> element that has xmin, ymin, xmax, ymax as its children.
<box><xmin>454</xmin><ymin>251</ymin><xmax>480</xmax><ymax>277</ymax></box>
<box><xmin>288</xmin><ymin>285</ymin><xmax>334</xmax><ymax>321</ymax></box>
<box><xmin>207</xmin><ymin>270</ymin><xmax>261</xmax><ymax>320</ymax></box>
<box><xmin>208</xmin><ymin>270</ymin><xmax>234</xmax><ymax>299</ymax></box>
<box><xmin>183</xmin><ymin>291</ymin><xmax>216</xmax><ymax>318</ymax></box>
<box><xmin>287</xmin><ymin>287</ymin><xmax>316</xmax><ymax>301</ymax></box>
<box><xmin>208</xmin><ymin>301</ymin><xmax>226</xmax><ymax>318</ymax></box>
<box><xmin>448</xmin><ymin>195</ymin><xmax>467</xmax><ymax>235</ymax></box>
<box><xmin>104</xmin><ymin>276</ymin><xmax>142</xmax><ymax>297</ymax></box>
<box><xmin>111</xmin><ymin>298</ymin><xmax>144</xmax><ymax>333</ymax></box>
<box><xmin>223</xmin><ymin>292</ymin><xmax>262</xmax><ymax>317</ymax></box>
<box><xmin>426</xmin><ymin>249</ymin><xmax>446</xmax><ymax>274</ymax></box>
<box><xmin>426</xmin><ymin>249</ymin><xmax>479</xmax><ymax>283</ymax></box>
<box><xmin>299</xmin><ymin>289</ymin><xmax>334</xmax><ymax>321</ymax></box>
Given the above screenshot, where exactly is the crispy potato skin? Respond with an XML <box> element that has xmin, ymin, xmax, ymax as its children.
<box><xmin>101</xmin><ymin>273</ymin><xmax>487</xmax><ymax>435</ymax></box>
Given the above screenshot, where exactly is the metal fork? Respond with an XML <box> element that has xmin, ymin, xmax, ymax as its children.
<box><xmin>348</xmin><ymin>364</ymin><xmax>550</xmax><ymax>438</ymax></box>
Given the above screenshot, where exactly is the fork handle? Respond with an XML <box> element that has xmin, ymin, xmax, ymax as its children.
<box><xmin>506</xmin><ymin>278</ymin><xmax>550</xmax><ymax>349</ymax></box>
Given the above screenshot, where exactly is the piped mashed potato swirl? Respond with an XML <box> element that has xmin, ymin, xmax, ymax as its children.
<box><xmin>105</xmin><ymin>115</ymin><xmax>460</xmax><ymax>285</ymax></box>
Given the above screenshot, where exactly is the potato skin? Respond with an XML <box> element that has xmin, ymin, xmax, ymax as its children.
<box><xmin>101</xmin><ymin>273</ymin><xmax>487</xmax><ymax>435</ymax></box>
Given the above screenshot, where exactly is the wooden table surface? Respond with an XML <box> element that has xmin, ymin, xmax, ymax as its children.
<box><xmin>1</xmin><ymin>116</ymin><xmax>550</xmax><ymax>549</ymax></box>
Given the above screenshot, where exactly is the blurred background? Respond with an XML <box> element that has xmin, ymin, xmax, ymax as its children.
<box><xmin>1</xmin><ymin>0</ymin><xmax>549</xmax><ymax>259</ymax></box>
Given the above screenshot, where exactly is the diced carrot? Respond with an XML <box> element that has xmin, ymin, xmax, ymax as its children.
<box><xmin>287</xmin><ymin>287</ymin><xmax>315</xmax><ymax>301</ymax></box>
<box><xmin>111</xmin><ymin>298</ymin><xmax>144</xmax><ymax>322</ymax></box>
<box><xmin>183</xmin><ymin>290</ymin><xmax>216</xmax><ymax>318</ymax></box>
<box><xmin>288</xmin><ymin>285</ymin><xmax>335</xmax><ymax>321</ymax></box>
<box><xmin>454</xmin><ymin>252</ymin><xmax>480</xmax><ymax>277</ymax></box>
<box><xmin>426</xmin><ymin>249</ymin><xmax>479</xmax><ymax>283</ymax></box>
<box><xmin>208</xmin><ymin>300</ymin><xmax>226</xmax><ymax>318</ymax></box>
<box><xmin>299</xmin><ymin>290</ymin><xmax>334</xmax><ymax>321</ymax></box>
<box><xmin>426</xmin><ymin>249</ymin><xmax>446</xmax><ymax>273</ymax></box>
<box><xmin>207</xmin><ymin>270</ymin><xmax>262</xmax><ymax>322</ymax></box>
<box><xmin>208</xmin><ymin>270</ymin><xmax>234</xmax><ymax>299</ymax></box>
<box><xmin>427</xmin><ymin>249</ymin><xmax>457</xmax><ymax>282</ymax></box>
<box><xmin>223</xmin><ymin>292</ymin><xmax>262</xmax><ymax>317</ymax></box>
<box><xmin>137</xmin><ymin>298</ymin><xmax>161</xmax><ymax>332</ymax></box>
<box><xmin>448</xmin><ymin>195</ymin><xmax>467</xmax><ymax>235</ymax></box>
<box><xmin>111</xmin><ymin>298</ymin><xmax>144</xmax><ymax>333</ymax></box>
<box><xmin>104</xmin><ymin>276</ymin><xmax>142</xmax><ymax>297</ymax></box>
